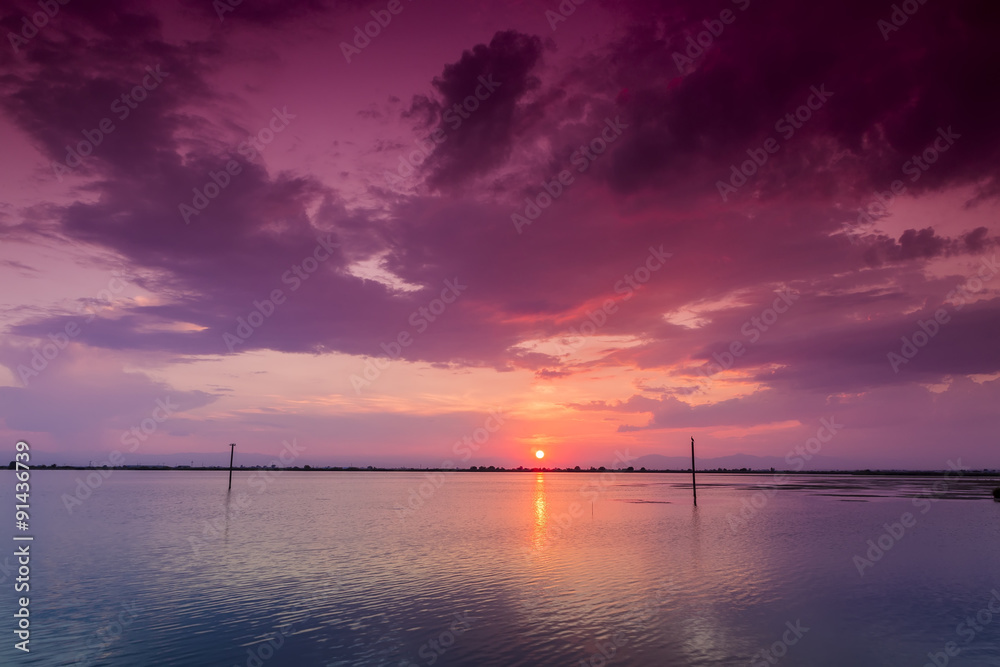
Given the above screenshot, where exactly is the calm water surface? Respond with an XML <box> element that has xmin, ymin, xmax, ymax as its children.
<box><xmin>3</xmin><ymin>471</ymin><xmax>999</xmax><ymax>666</ymax></box>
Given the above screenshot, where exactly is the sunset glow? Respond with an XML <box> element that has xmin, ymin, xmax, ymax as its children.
<box><xmin>0</xmin><ymin>0</ymin><xmax>996</xmax><ymax>473</ymax></box>
<box><xmin>2</xmin><ymin>1</ymin><xmax>997</xmax><ymax>665</ymax></box>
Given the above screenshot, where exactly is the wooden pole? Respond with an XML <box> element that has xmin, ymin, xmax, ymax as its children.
<box><xmin>228</xmin><ymin>443</ymin><xmax>236</xmax><ymax>490</ymax></box>
<box><xmin>691</xmin><ymin>436</ymin><xmax>697</xmax><ymax>506</ymax></box>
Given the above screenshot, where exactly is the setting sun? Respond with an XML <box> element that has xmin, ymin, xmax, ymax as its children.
<box><xmin>535</xmin><ymin>450</ymin><xmax>545</xmax><ymax>459</ymax></box>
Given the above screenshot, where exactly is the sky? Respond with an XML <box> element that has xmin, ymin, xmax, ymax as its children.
<box><xmin>0</xmin><ymin>0</ymin><xmax>998</xmax><ymax>469</ymax></box>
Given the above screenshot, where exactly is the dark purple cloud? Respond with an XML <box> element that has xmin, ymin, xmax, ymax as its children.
<box><xmin>0</xmin><ymin>0</ymin><xmax>998</xmax><ymax>462</ymax></box>
<box><xmin>407</xmin><ymin>30</ymin><xmax>545</xmax><ymax>189</ymax></box>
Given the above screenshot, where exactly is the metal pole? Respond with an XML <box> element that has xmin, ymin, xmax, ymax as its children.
<box><xmin>228</xmin><ymin>443</ymin><xmax>236</xmax><ymax>490</ymax></box>
<box><xmin>691</xmin><ymin>437</ymin><xmax>697</xmax><ymax>506</ymax></box>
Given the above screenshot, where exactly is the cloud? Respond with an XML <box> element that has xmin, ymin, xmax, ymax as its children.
<box><xmin>593</xmin><ymin>0</ymin><xmax>1000</xmax><ymax>205</ymax></box>
<box><xmin>863</xmin><ymin>227</ymin><xmax>998</xmax><ymax>266</ymax></box>
<box><xmin>0</xmin><ymin>344</ymin><xmax>215</xmax><ymax>449</ymax></box>
<box><xmin>407</xmin><ymin>30</ymin><xmax>546</xmax><ymax>190</ymax></box>
<box><xmin>0</xmin><ymin>0</ymin><xmax>997</xmax><ymax>464</ymax></box>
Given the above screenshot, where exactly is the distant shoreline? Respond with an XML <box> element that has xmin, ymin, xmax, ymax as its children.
<box><xmin>10</xmin><ymin>464</ymin><xmax>1000</xmax><ymax>477</ymax></box>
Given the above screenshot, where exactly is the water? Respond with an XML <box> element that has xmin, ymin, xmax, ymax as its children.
<box><xmin>3</xmin><ymin>470</ymin><xmax>999</xmax><ymax>666</ymax></box>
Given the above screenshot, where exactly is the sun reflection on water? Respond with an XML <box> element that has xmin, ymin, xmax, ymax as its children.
<box><xmin>531</xmin><ymin>472</ymin><xmax>548</xmax><ymax>551</ymax></box>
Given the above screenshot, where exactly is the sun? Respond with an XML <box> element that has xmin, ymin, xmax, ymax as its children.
<box><xmin>535</xmin><ymin>450</ymin><xmax>545</xmax><ymax>459</ymax></box>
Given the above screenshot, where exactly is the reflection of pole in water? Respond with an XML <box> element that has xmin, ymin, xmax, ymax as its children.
<box><xmin>691</xmin><ymin>437</ymin><xmax>697</xmax><ymax>506</ymax></box>
<box><xmin>228</xmin><ymin>443</ymin><xmax>236</xmax><ymax>490</ymax></box>
<box><xmin>224</xmin><ymin>485</ymin><xmax>232</xmax><ymax>543</ymax></box>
